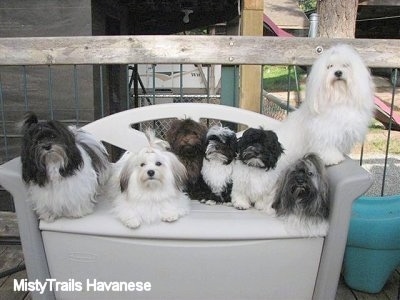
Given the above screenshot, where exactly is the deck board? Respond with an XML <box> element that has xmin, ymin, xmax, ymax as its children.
<box><xmin>0</xmin><ymin>245</ymin><xmax>28</xmax><ymax>300</ymax></box>
<box><xmin>0</xmin><ymin>212</ymin><xmax>20</xmax><ymax>245</ymax></box>
<box><xmin>336</xmin><ymin>275</ymin><xmax>358</xmax><ymax>299</ymax></box>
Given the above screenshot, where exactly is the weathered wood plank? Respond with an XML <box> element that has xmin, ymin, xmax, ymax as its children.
<box><xmin>0</xmin><ymin>212</ymin><xmax>19</xmax><ymax>240</ymax></box>
<box><xmin>0</xmin><ymin>36</ymin><xmax>399</xmax><ymax>67</ymax></box>
<box><xmin>382</xmin><ymin>269</ymin><xmax>399</xmax><ymax>300</ymax></box>
<box><xmin>0</xmin><ymin>245</ymin><xmax>27</xmax><ymax>300</ymax></box>
<box><xmin>0</xmin><ymin>268</ymin><xmax>29</xmax><ymax>300</ymax></box>
<box><xmin>336</xmin><ymin>275</ymin><xmax>357</xmax><ymax>300</ymax></box>
<box><xmin>0</xmin><ymin>246</ymin><xmax>24</xmax><ymax>274</ymax></box>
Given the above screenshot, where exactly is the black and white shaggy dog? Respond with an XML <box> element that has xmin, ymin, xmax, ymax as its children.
<box><xmin>272</xmin><ymin>153</ymin><xmax>329</xmax><ymax>235</ymax></box>
<box><xmin>165</xmin><ymin>118</ymin><xmax>208</xmax><ymax>199</ymax></box>
<box><xmin>231</xmin><ymin>127</ymin><xmax>284</xmax><ymax>211</ymax></box>
<box><xmin>200</xmin><ymin>125</ymin><xmax>237</xmax><ymax>205</ymax></box>
<box><xmin>20</xmin><ymin>112</ymin><xmax>111</xmax><ymax>222</ymax></box>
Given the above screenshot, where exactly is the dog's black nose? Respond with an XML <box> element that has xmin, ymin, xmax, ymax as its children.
<box><xmin>295</xmin><ymin>173</ymin><xmax>305</xmax><ymax>184</ymax></box>
<box><xmin>147</xmin><ymin>170</ymin><xmax>155</xmax><ymax>177</ymax></box>
<box><xmin>334</xmin><ymin>70</ymin><xmax>343</xmax><ymax>78</ymax></box>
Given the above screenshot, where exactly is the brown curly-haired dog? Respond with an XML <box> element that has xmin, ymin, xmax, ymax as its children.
<box><xmin>166</xmin><ymin>118</ymin><xmax>208</xmax><ymax>199</ymax></box>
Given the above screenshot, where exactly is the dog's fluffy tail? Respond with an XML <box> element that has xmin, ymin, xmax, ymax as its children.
<box><xmin>145</xmin><ymin>129</ymin><xmax>170</xmax><ymax>151</ymax></box>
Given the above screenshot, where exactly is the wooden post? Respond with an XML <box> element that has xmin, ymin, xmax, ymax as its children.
<box><xmin>240</xmin><ymin>0</ymin><xmax>264</xmax><ymax>112</ymax></box>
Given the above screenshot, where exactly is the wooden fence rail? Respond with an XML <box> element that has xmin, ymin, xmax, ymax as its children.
<box><xmin>0</xmin><ymin>36</ymin><xmax>399</xmax><ymax>67</ymax></box>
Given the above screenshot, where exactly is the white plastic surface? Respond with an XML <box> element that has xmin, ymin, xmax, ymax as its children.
<box><xmin>40</xmin><ymin>200</ymin><xmax>311</xmax><ymax>240</ymax></box>
<box><xmin>42</xmin><ymin>230</ymin><xmax>323</xmax><ymax>300</ymax></box>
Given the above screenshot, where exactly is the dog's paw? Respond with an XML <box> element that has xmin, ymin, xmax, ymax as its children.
<box><xmin>123</xmin><ymin>217</ymin><xmax>141</xmax><ymax>229</ymax></box>
<box><xmin>254</xmin><ymin>200</ymin><xmax>268</xmax><ymax>211</ymax></box>
<box><xmin>161</xmin><ymin>212</ymin><xmax>180</xmax><ymax>223</ymax></box>
<box><xmin>232</xmin><ymin>200</ymin><xmax>252</xmax><ymax>210</ymax></box>
<box><xmin>254</xmin><ymin>196</ymin><xmax>275</xmax><ymax>214</ymax></box>
<box><xmin>39</xmin><ymin>213</ymin><xmax>56</xmax><ymax>223</ymax></box>
<box><xmin>263</xmin><ymin>204</ymin><xmax>276</xmax><ymax>216</ymax></box>
<box><xmin>204</xmin><ymin>200</ymin><xmax>217</xmax><ymax>206</ymax></box>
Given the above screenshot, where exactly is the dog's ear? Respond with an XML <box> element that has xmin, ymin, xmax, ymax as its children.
<box><xmin>206</xmin><ymin>134</ymin><xmax>219</xmax><ymax>144</ymax></box>
<box><xmin>318</xmin><ymin>179</ymin><xmax>330</xmax><ymax>219</ymax></box>
<box><xmin>304</xmin><ymin>153</ymin><xmax>322</xmax><ymax>171</ymax></box>
<box><xmin>263</xmin><ymin>130</ymin><xmax>284</xmax><ymax>170</ymax></box>
<box><xmin>272</xmin><ymin>170</ymin><xmax>294</xmax><ymax>216</ymax></box>
<box><xmin>307</xmin><ymin>153</ymin><xmax>330</xmax><ymax>218</ymax></box>
<box><xmin>119</xmin><ymin>161</ymin><xmax>134</xmax><ymax>193</ymax></box>
<box><xmin>166</xmin><ymin>152</ymin><xmax>188</xmax><ymax>190</ymax></box>
<box><xmin>19</xmin><ymin>111</ymin><xmax>39</xmax><ymax>133</ymax></box>
<box><xmin>119</xmin><ymin>171</ymin><xmax>129</xmax><ymax>193</ymax></box>
<box><xmin>236</xmin><ymin>128</ymin><xmax>252</xmax><ymax>151</ymax></box>
<box><xmin>227</xmin><ymin>132</ymin><xmax>238</xmax><ymax>151</ymax></box>
<box><xmin>224</xmin><ymin>133</ymin><xmax>238</xmax><ymax>164</ymax></box>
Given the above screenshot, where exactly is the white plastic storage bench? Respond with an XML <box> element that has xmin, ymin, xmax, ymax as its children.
<box><xmin>0</xmin><ymin>103</ymin><xmax>372</xmax><ymax>300</ymax></box>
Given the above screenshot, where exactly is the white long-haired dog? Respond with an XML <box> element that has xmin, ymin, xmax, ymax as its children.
<box><xmin>290</xmin><ymin>43</ymin><xmax>375</xmax><ymax>166</ymax></box>
<box><xmin>20</xmin><ymin>112</ymin><xmax>111</xmax><ymax>222</ymax></box>
<box><xmin>257</xmin><ymin>44</ymin><xmax>375</xmax><ymax>213</ymax></box>
<box><xmin>113</xmin><ymin>132</ymin><xmax>190</xmax><ymax>229</ymax></box>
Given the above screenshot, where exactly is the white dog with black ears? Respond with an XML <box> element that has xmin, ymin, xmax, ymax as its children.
<box><xmin>288</xmin><ymin>43</ymin><xmax>375</xmax><ymax>166</ymax></box>
<box><xmin>113</xmin><ymin>131</ymin><xmax>190</xmax><ymax>229</ymax></box>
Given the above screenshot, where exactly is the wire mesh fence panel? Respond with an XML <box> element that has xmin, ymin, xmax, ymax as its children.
<box><xmin>262</xmin><ymin>94</ymin><xmax>290</xmax><ymax>121</ymax></box>
<box><xmin>132</xmin><ymin>116</ymin><xmax>224</xmax><ymax>142</ymax></box>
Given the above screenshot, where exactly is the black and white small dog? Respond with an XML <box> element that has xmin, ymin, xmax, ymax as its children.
<box><xmin>231</xmin><ymin>127</ymin><xmax>284</xmax><ymax>211</ymax></box>
<box><xmin>272</xmin><ymin>153</ymin><xmax>329</xmax><ymax>235</ymax></box>
<box><xmin>200</xmin><ymin>126</ymin><xmax>237</xmax><ymax>205</ymax></box>
<box><xmin>20</xmin><ymin>112</ymin><xmax>111</xmax><ymax>222</ymax></box>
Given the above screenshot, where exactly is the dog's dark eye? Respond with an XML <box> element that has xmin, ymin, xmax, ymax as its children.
<box><xmin>140</xmin><ymin>163</ymin><xmax>145</xmax><ymax>167</ymax></box>
<box><xmin>307</xmin><ymin>171</ymin><xmax>314</xmax><ymax>177</ymax></box>
<box><xmin>327</xmin><ymin>64</ymin><xmax>333</xmax><ymax>69</ymax></box>
<box><xmin>155</xmin><ymin>161</ymin><xmax>162</xmax><ymax>166</ymax></box>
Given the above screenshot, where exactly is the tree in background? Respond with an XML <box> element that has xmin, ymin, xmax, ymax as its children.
<box><xmin>298</xmin><ymin>0</ymin><xmax>360</xmax><ymax>38</ymax></box>
<box><xmin>317</xmin><ymin>0</ymin><xmax>359</xmax><ymax>38</ymax></box>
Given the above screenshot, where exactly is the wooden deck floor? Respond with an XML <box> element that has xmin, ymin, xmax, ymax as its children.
<box><xmin>1</xmin><ymin>212</ymin><xmax>399</xmax><ymax>300</ymax></box>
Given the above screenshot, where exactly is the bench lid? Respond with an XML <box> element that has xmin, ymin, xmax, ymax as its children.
<box><xmin>39</xmin><ymin>200</ymin><xmax>325</xmax><ymax>240</ymax></box>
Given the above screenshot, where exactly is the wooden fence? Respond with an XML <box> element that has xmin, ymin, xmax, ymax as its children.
<box><xmin>0</xmin><ymin>36</ymin><xmax>399</xmax><ymax>67</ymax></box>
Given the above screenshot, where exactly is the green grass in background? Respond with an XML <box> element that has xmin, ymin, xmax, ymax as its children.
<box><xmin>263</xmin><ymin>66</ymin><xmax>306</xmax><ymax>92</ymax></box>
